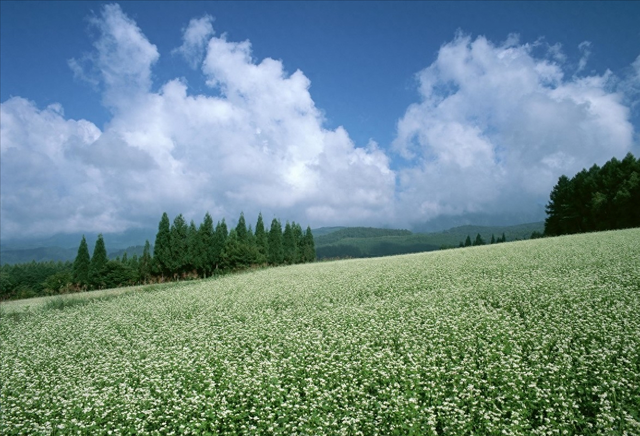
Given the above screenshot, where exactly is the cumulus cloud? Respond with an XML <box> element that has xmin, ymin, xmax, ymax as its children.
<box><xmin>1</xmin><ymin>5</ymin><xmax>395</xmax><ymax>238</ymax></box>
<box><xmin>172</xmin><ymin>15</ymin><xmax>215</xmax><ymax>68</ymax></box>
<box><xmin>393</xmin><ymin>33</ymin><xmax>635</xmax><ymax>224</ymax></box>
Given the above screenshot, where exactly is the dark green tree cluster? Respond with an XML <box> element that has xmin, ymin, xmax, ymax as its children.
<box><xmin>1</xmin><ymin>261</ymin><xmax>73</xmax><ymax>300</ymax></box>
<box><xmin>152</xmin><ymin>212</ymin><xmax>315</xmax><ymax>279</ymax></box>
<box><xmin>545</xmin><ymin>153</ymin><xmax>640</xmax><ymax>236</ymax></box>
<box><xmin>458</xmin><ymin>233</ymin><xmax>506</xmax><ymax>248</ymax></box>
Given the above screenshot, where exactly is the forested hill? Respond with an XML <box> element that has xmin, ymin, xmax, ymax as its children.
<box><xmin>314</xmin><ymin>222</ymin><xmax>544</xmax><ymax>259</ymax></box>
<box><xmin>314</xmin><ymin>227</ymin><xmax>413</xmax><ymax>245</ymax></box>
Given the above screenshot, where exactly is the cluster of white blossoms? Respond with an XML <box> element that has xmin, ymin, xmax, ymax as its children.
<box><xmin>1</xmin><ymin>229</ymin><xmax>639</xmax><ymax>435</ymax></box>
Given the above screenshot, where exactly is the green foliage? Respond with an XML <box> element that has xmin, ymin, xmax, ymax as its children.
<box><xmin>464</xmin><ymin>235</ymin><xmax>472</xmax><ymax>247</ymax></box>
<box><xmin>254</xmin><ymin>213</ymin><xmax>269</xmax><ymax>264</ymax></box>
<box><xmin>199</xmin><ymin>213</ymin><xmax>215</xmax><ymax>276</ymax></box>
<box><xmin>72</xmin><ymin>235</ymin><xmax>91</xmax><ymax>287</ymax></box>
<box><xmin>42</xmin><ymin>271</ymin><xmax>73</xmax><ymax>295</ymax></box>
<box><xmin>170</xmin><ymin>214</ymin><xmax>189</xmax><ymax>277</ymax></box>
<box><xmin>268</xmin><ymin>218</ymin><xmax>284</xmax><ymax>265</ymax></box>
<box><xmin>314</xmin><ymin>227</ymin><xmax>412</xmax><ymax>246</ymax></box>
<box><xmin>545</xmin><ymin>153</ymin><xmax>640</xmax><ymax>236</ymax></box>
<box><xmin>138</xmin><ymin>240</ymin><xmax>153</xmax><ymax>283</ymax></box>
<box><xmin>1</xmin><ymin>261</ymin><xmax>72</xmax><ymax>300</ymax></box>
<box><xmin>473</xmin><ymin>233</ymin><xmax>485</xmax><ymax>246</ymax></box>
<box><xmin>89</xmin><ymin>234</ymin><xmax>108</xmax><ymax>289</ymax></box>
<box><xmin>153</xmin><ymin>212</ymin><xmax>172</xmax><ymax>278</ymax></box>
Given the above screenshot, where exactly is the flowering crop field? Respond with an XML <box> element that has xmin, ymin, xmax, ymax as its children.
<box><xmin>1</xmin><ymin>229</ymin><xmax>639</xmax><ymax>435</ymax></box>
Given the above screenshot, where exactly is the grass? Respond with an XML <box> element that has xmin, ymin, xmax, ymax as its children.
<box><xmin>1</xmin><ymin>228</ymin><xmax>639</xmax><ymax>435</ymax></box>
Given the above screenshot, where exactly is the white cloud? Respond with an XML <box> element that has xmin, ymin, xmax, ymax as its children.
<box><xmin>1</xmin><ymin>4</ymin><xmax>395</xmax><ymax>238</ymax></box>
<box><xmin>393</xmin><ymin>33</ymin><xmax>635</xmax><ymax>224</ymax></box>
<box><xmin>173</xmin><ymin>15</ymin><xmax>215</xmax><ymax>69</ymax></box>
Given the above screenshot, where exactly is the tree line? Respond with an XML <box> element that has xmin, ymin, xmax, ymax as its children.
<box><xmin>545</xmin><ymin>153</ymin><xmax>640</xmax><ymax>236</ymax></box>
<box><xmin>1</xmin><ymin>212</ymin><xmax>315</xmax><ymax>301</ymax></box>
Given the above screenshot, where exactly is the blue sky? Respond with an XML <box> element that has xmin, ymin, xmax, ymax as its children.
<box><xmin>1</xmin><ymin>1</ymin><xmax>639</xmax><ymax>238</ymax></box>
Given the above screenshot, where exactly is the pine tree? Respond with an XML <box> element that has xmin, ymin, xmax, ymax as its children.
<box><xmin>464</xmin><ymin>235</ymin><xmax>472</xmax><ymax>247</ymax></box>
<box><xmin>490</xmin><ymin>234</ymin><xmax>496</xmax><ymax>244</ymax></box>
<box><xmin>301</xmin><ymin>226</ymin><xmax>316</xmax><ymax>262</ymax></box>
<box><xmin>254</xmin><ymin>213</ymin><xmax>269</xmax><ymax>264</ymax></box>
<box><xmin>72</xmin><ymin>235</ymin><xmax>91</xmax><ymax>288</ymax></box>
<box><xmin>500</xmin><ymin>233</ymin><xmax>506</xmax><ymax>243</ymax></box>
<box><xmin>187</xmin><ymin>220</ymin><xmax>200</xmax><ymax>275</ymax></box>
<box><xmin>268</xmin><ymin>218</ymin><xmax>284</xmax><ymax>265</ymax></box>
<box><xmin>153</xmin><ymin>212</ymin><xmax>172</xmax><ymax>278</ymax></box>
<box><xmin>236</xmin><ymin>212</ymin><xmax>248</xmax><ymax>243</ymax></box>
<box><xmin>170</xmin><ymin>214</ymin><xmax>189</xmax><ymax>277</ymax></box>
<box><xmin>89</xmin><ymin>234</ymin><xmax>108</xmax><ymax>289</ymax></box>
<box><xmin>473</xmin><ymin>233</ymin><xmax>485</xmax><ymax>246</ymax></box>
<box><xmin>212</xmin><ymin>219</ymin><xmax>228</xmax><ymax>271</ymax></box>
<box><xmin>292</xmin><ymin>222</ymin><xmax>304</xmax><ymax>264</ymax></box>
<box><xmin>139</xmin><ymin>240</ymin><xmax>152</xmax><ymax>283</ymax></box>
<box><xmin>199</xmin><ymin>213</ymin><xmax>215</xmax><ymax>277</ymax></box>
<box><xmin>282</xmin><ymin>222</ymin><xmax>297</xmax><ymax>264</ymax></box>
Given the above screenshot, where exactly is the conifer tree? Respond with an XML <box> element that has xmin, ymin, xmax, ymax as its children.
<box><xmin>139</xmin><ymin>240</ymin><xmax>152</xmax><ymax>283</ymax></box>
<box><xmin>236</xmin><ymin>212</ymin><xmax>248</xmax><ymax>243</ymax></box>
<box><xmin>212</xmin><ymin>219</ymin><xmax>228</xmax><ymax>271</ymax></box>
<box><xmin>282</xmin><ymin>222</ymin><xmax>297</xmax><ymax>264</ymax></box>
<box><xmin>301</xmin><ymin>226</ymin><xmax>316</xmax><ymax>262</ymax></box>
<box><xmin>199</xmin><ymin>213</ymin><xmax>215</xmax><ymax>276</ymax></box>
<box><xmin>153</xmin><ymin>212</ymin><xmax>172</xmax><ymax>278</ymax></box>
<box><xmin>473</xmin><ymin>233</ymin><xmax>485</xmax><ymax>246</ymax></box>
<box><xmin>464</xmin><ymin>235</ymin><xmax>472</xmax><ymax>247</ymax></box>
<box><xmin>187</xmin><ymin>220</ymin><xmax>200</xmax><ymax>275</ymax></box>
<box><xmin>89</xmin><ymin>234</ymin><xmax>108</xmax><ymax>289</ymax></box>
<box><xmin>170</xmin><ymin>214</ymin><xmax>188</xmax><ymax>277</ymax></box>
<box><xmin>254</xmin><ymin>213</ymin><xmax>269</xmax><ymax>264</ymax></box>
<box><xmin>73</xmin><ymin>235</ymin><xmax>91</xmax><ymax>288</ymax></box>
<box><xmin>490</xmin><ymin>234</ymin><xmax>496</xmax><ymax>244</ymax></box>
<box><xmin>268</xmin><ymin>218</ymin><xmax>284</xmax><ymax>265</ymax></box>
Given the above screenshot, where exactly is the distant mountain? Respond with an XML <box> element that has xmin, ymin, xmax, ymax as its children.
<box><xmin>0</xmin><ymin>229</ymin><xmax>156</xmax><ymax>265</ymax></box>
<box><xmin>315</xmin><ymin>222</ymin><xmax>545</xmax><ymax>260</ymax></box>
<box><xmin>310</xmin><ymin>227</ymin><xmax>346</xmax><ymax>237</ymax></box>
<box><xmin>411</xmin><ymin>208</ymin><xmax>546</xmax><ymax>233</ymax></box>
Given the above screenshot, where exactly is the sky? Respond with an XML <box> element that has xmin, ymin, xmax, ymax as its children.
<box><xmin>1</xmin><ymin>1</ymin><xmax>639</xmax><ymax>239</ymax></box>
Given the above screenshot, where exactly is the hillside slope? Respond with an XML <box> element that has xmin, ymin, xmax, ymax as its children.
<box><xmin>2</xmin><ymin>228</ymin><xmax>638</xmax><ymax>434</ymax></box>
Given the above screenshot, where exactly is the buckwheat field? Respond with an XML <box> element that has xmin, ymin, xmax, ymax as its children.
<box><xmin>1</xmin><ymin>229</ymin><xmax>639</xmax><ymax>435</ymax></box>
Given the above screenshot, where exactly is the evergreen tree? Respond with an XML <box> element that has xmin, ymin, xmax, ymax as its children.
<box><xmin>121</xmin><ymin>252</ymin><xmax>128</xmax><ymax>264</ymax></box>
<box><xmin>254</xmin><ymin>213</ymin><xmax>269</xmax><ymax>264</ymax></box>
<box><xmin>292</xmin><ymin>222</ymin><xmax>304</xmax><ymax>264</ymax></box>
<box><xmin>236</xmin><ymin>212</ymin><xmax>248</xmax><ymax>243</ymax></box>
<box><xmin>153</xmin><ymin>212</ymin><xmax>172</xmax><ymax>278</ymax></box>
<box><xmin>473</xmin><ymin>234</ymin><xmax>485</xmax><ymax>246</ymax></box>
<box><xmin>301</xmin><ymin>226</ymin><xmax>316</xmax><ymax>262</ymax></box>
<box><xmin>268</xmin><ymin>218</ymin><xmax>284</xmax><ymax>265</ymax></box>
<box><xmin>221</xmin><ymin>229</ymin><xmax>244</xmax><ymax>270</ymax></box>
<box><xmin>490</xmin><ymin>234</ymin><xmax>496</xmax><ymax>244</ymax></box>
<box><xmin>89</xmin><ymin>234</ymin><xmax>109</xmax><ymax>289</ymax></box>
<box><xmin>139</xmin><ymin>240</ymin><xmax>152</xmax><ymax>283</ymax></box>
<box><xmin>170</xmin><ymin>214</ymin><xmax>189</xmax><ymax>277</ymax></box>
<box><xmin>464</xmin><ymin>235</ymin><xmax>472</xmax><ymax>247</ymax></box>
<box><xmin>212</xmin><ymin>219</ymin><xmax>228</xmax><ymax>271</ymax></box>
<box><xmin>72</xmin><ymin>235</ymin><xmax>91</xmax><ymax>288</ymax></box>
<box><xmin>199</xmin><ymin>213</ymin><xmax>215</xmax><ymax>276</ymax></box>
<box><xmin>282</xmin><ymin>221</ymin><xmax>297</xmax><ymax>264</ymax></box>
<box><xmin>187</xmin><ymin>220</ymin><xmax>200</xmax><ymax>275</ymax></box>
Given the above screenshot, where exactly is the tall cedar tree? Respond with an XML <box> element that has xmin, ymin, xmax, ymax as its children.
<box><xmin>464</xmin><ymin>235</ymin><xmax>472</xmax><ymax>247</ymax></box>
<box><xmin>73</xmin><ymin>235</ymin><xmax>91</xmax><ymax>288</ymax></box>
<box><xmin>254</xmin><ymin>213</ymin><xmax>269</xmax><ymax>264</ymax></box>
<box><xmin>268</xmin><ymin>218</ymin><xmax>284</xmax><ymax>265</ymax></box>
<box><xmin>473</xmin><ymin>234</ymin><xmax>485</xmax><ymax>246</ymax></box>
<box><xmin>139</xmin><ymin>240</ymin><xmax>152</xmax><ymax>282</ymax></box>
<box><xmin>282</xmin><ymin>222</ymin><xmax>297</xmax><ymax>264</ymax></box>
<box><xmin>170</xmin><ymin>214</ymin><xmax>189</xmax><ymax>277</ymax></box>
<box><xmin>89</xmin><ymin>234</ymin><xmax>108</xmax><ymax>289</ymax></box>
<box><xmin>187</xmin><ymin>220</ymin><xmax>200</xmax><ymax>274</ymax></box>
<box><xmin>235</xmin><ymin>212</ymin><xmax>248</xmax><ymax>243</ymax></box>
<box><xmin>212</xmin><ymin>219</ymin><xmax>228</xmax><ymax>271</ymax></box>
<box><xmin>302</xmin><ymin>226</ymin><xmax>316</xmax><ymax>262</ymax></box>
<box><xmin>199</xmin><ymin>213</ymin><xmax>215</xmax><ymax>277</ymax></box>
<box><xmin>293</xmin><ymin>222</ymin><xmax>304</xmax><ymax>264</ymax></box>
<box><xmin>153</xmin><ymin>213</ymin><xmax>172</xmax><ymax>278</ymax></box>
<box><xmin>222</xmin><ymin>229</ymin><xmax>244</xmax><ymax>270</ymax></box>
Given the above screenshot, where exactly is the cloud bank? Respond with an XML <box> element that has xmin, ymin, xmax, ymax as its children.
<box><xmin>394</xmin><ymin>34</ymin><xmax>635</xmax><ymax>223</ymax></box>
<box><xmin>1</xmin><ymin>6</ymin><xmax>637</xmax><ymax>238</ymax></box>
